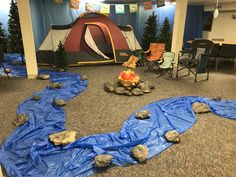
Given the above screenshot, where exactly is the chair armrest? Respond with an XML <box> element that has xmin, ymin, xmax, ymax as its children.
<box><xmin>181</xmin><ymin>48</ymin><xmax>192</xmax><ymax>53</ymax></box>
<box><xmin>179</xmin><ymin>48</ymin><xmax>192</xmax><ymax>57</ymax></box>
<box><xmin>201</xmin><ymin>54</ymin><xmax>210</xmax><ymax>57</ymax></box>
<box><xmin>143</xmin><ymin>49</ymin><xmax>150</xmax><ymax>54</ymax></box>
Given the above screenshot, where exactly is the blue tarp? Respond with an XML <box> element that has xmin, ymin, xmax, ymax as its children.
<box><xmin>0</xmin><ymin>55</ymin><xmax>236</xmax><ymax>177</ymax></box>
<box><xmin>0</xmin><ymin>54</ymin><xmax>27</xmax><ymax>77</ymax></box>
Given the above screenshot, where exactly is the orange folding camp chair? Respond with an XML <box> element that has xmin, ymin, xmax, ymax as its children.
<box><xmin>142</xmin><ymin>43</ymin><xmax>165</xmax><ymax>72</ymax></box>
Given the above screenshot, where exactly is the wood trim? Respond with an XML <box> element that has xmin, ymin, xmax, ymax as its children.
<box><xmin>37</xmin><ymin>59</ymin><xmax>116</xmax><ymax>67</ymax></box>
<box><xmin>76</xmin><ymin>59</ymin><xmax>115</xmax><ymax>65</ymax></box>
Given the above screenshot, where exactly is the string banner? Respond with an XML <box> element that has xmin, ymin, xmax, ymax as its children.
<box><xmin>86</xmin><ymin>3</ymin><xmax>95</xmax><ymax>11</ymax></box>
<box><xmin>157</xmin><ymin>0</ymin><xmax>165</xmax><ymax>7</ymax></box>
<box><xmin>115</xmin><ymin>4</ymin><xmax>125</xmax><ymax>14</ymax></box>
<box><xmin>143</xmin><ymin>1</ymin><xmax>152</xmax><ymax>10</ymax></box>
<box><xmin>100</xmin><ymin>4</ymin><xmax>110</xmax><ymax>14</ymax></box>
<box><xmin>69</xmin><ymin>0</ymin><xmax>80</xmax><ymax>9</ymax></box>
<box><xmin>129</xmin><ymin>4</ymin><xmax>138</xmax><ymax>13</ymax></box>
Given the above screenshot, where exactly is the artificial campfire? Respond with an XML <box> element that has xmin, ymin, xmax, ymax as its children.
<box><xmin>118</xmin><ymin>69</ymin><xmax>140</xmax><ymax>89</ymax></box>
<box><xmin>104</xmin><ymin>69</ymin><xmax>155</xmax><ymax>96</ymax></box>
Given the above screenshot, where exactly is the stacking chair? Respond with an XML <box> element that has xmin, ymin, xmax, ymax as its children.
<box><xmin>142</xmin><ymin>43</ymin><xmax>165</xmax><ymax>72</ymax></box>
<box><xmin>209</xmin><ymin>43</ymin><xmax>220</xmax><ymax>67</ymax></box>
<box><xmin>157</xmin><ymin>52</ymin><xmax>175</xmax><ymax>79</ymax></box>
<box><xmin>0</xmin><ymin>44</ymin><xmax>9</xmax><ymax>78</ymax></box>
<box><xmin>216</xmin><ymin>44</ymin><xmax>236</xmax><ymax>72</ymax></box>
<box><xmin>176</xmin><ymin>39</ymin><xmax>214</xmax><ymax>82</ymax></box>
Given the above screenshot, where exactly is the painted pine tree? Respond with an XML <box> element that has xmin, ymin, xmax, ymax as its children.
<box><xmin>0</xmin><ymin>22</ymin><xmax>7</xmax><ymax>52</ymax></box>
<box><xmin>159</xmin><ymin>17</ymin><xmax>172</xmax><ymax>51</ymax></box>
<box><xmin>142</xmin><ymin>12</ymin><xmax>158</xmax><ymax>51</ymax></box>
<box><xmin>56</xmin><ymin>41</ymin><xmax>68</xmax><ymax>71</ymax></box>
<box><xmin>8</xmin><ymin>0</ymin><xmax>24</xmax><ymax>56</ymax></box>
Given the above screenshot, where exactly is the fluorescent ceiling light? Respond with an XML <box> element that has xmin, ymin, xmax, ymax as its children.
<box><xmin>214</xmin><ymin>0</ymin><xmax>219</xmax><ymax>18</ymax></box>
<box><xmin>214</xmin><ymin>8</ymin><xmax>219</xmax><ymax>18</ymax></box>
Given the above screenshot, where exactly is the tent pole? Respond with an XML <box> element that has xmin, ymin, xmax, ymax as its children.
<box><xmin>103</xmin><ymin>25</ymin><xmax>117</xmax><ymax>62</ymax></box>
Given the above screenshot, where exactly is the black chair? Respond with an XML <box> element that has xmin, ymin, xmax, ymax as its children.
<box><xmin>209</xmin><ymin>43</ymin><xmax>220</xmax><ymax>67</ymax></box>
<box><xmin>216</xmin><ymin>44</ymin><xmax>236</xmax><ymax>72</ymax></box>
<box><xmin>0</xmin><ymin>44</ymin><xmax>9</xmax><ymax>78</ymax></box>
<box><xmin>176</xmin><ymin>39</ymin><xmax>214</xmax><ymax>82</ymax></box>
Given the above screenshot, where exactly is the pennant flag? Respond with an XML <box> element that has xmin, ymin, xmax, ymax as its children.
<box><xmin>129</xmin><ymin>4</ymin><xmax>138</xmax><ymax>13</ymax></box>
<box><xmin>86</xmin><ymin>3</ymin><xmax>95</xmax><ymax>11</ymax></box>
<box><xmin>157</xmin><ymin>0</ymin><xmax>165</xmax><ymax>7</ymax></box>
<box><xmin>143</xmin><ymin>1</ymin><xmax>152</xmax><ymax>10</ymax></box>
<box><xmin>115</xmin><ymin>4</ymin><xmax>125</xmax><ymax>14</ymax></box>
<box><xmin>53</xmin><ymin>0</ymin><xmax>63</xmax><ymax>4</ymax></box>
<box><xmin>69</xmin><ymin>0</ymin><xmax>80</xmax><ymax>9</ymax></box>
<box><xmin>100</xmin><ymin>4</ymin><xmax>110</xmax><ymax>14</ymax></box>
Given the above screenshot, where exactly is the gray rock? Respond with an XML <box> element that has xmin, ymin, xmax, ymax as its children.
<box><xmin>50</xmin><ymin>82</ymin><xmax>63</xmax><ymax>90</ymax></box>
<box><xmin>114</xmin><ymin>87</ymin><xmax>126</xmax><ymax>95</ymax></box>
<box><xmin>5</xmin><ymin>68</ymin><xmax>11</xmax><ymax>73</ymax></box>
<box><xmin>32</xmin><ymin>95</ymin><xmax>41</xmax><ymax>101</ymax></box>
<box><xmin>94</xmin><ymin>154</ymin><xmax>113</xmax><ymax>168</ymax></box>
<box><xmin>49</xmin><ymin>130</ymin><xmax>77</xmax><ymax>146</ymax></box>
<box><xmin>54</xmin><ymin>99</ymin><xmax>66</xmax><ymax>107</ymax></box>
<box><xmin>137</xmin><ymin>82</ymin><xmax>151</xmax><ymax>93</ymax></box>
<box><xmin>58</xmin><ymin>68</ymin><xmax>66</xmax><ymax>72</ymax></box>
<box><xmin>38</xmin><ymin>74</ymin><xmax>50</xmax><ymax>80</ymax></box>
<box><xmin>12</xmin><ymin>60</ymin><xmax>22</xmax><ymax>66</ymax></box>
<box><xmin>132</xmin><ymin>88</ymin><xmax>144</xmax><ymax>96</ymax></box>
<box><xmin>124</xmin><ymin>90</ymin><xmax>133</xmax><ymax>96</ymax></box>
<box><xmin>13</xmin><ymin>114</ymin><xmax>28</xmax><ymax>126</ymax></box>
<box><xmin>81</xmin><ymin>75</ymin><xmax>88</xmax><ymax>81</ymax></box>
<box><xmin>212</xmin><ymin>96</ymin><xmax>221</xmax><ymax>101</ymax></box>
<box><xmin>165</xmin><ymin>130</ymin><xmax>180</xmax><ymax>143</ymax></box>
<box><xmin>140</xmin><ymin>81</ymin><xmax>155</xmax><ymax>89</ymax></box>
<box><xmin>118</xmin><ymin>80</ymin><xmax>137</xmax><ymax>90</ymax></box>
<box><xmin>192</xmin><ymin>102</ymin><xmax>211</xmax><ymax>114</ymax></box>
<box><xmin>132</xmin><ymin>145</ymin><xmax>148</xmax><ymax>163</ymax></box>
<box><xmin>145</xmin><ymin>81</ymin><xmax>155</xmax><ymax>89</ymax></box>
<box><xmin>104</xmin><ymin>82</ymin><xmax>116</xmax><ymax>92</ymax></box>
<box><xmin>135</xmin><ymin>110</ymin><xmax>151</xmax><ymax>120</ymax></box>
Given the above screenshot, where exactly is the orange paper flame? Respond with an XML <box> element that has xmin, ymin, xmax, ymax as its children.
<box><xmin>118</xmin><ymin>69</ymin><xmax>140</xmax><ymax>84</ymax></box>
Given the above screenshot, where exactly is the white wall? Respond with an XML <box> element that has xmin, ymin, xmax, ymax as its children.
<box><xmin>203</xmin><ymin>3</ymin><xmax>236</xmax><ymax>42</ymax></box>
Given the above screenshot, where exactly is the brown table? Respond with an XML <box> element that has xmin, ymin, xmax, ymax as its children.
<box><xmin>187</xmin><ymin>40</ymin><xmax>236</xmax><ymax>45</ymax></box>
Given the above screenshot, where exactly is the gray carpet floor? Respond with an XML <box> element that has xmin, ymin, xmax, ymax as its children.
<box><xmin>0</xmin><ymin>65</ymin><xmax>236</xmax><ymax>177</ymax></box>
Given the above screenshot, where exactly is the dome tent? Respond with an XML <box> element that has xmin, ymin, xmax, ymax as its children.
<box><xmin>37</xmin><ymin>12</ymin><xmax>141</xmax><ymax>66</ymax></box>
